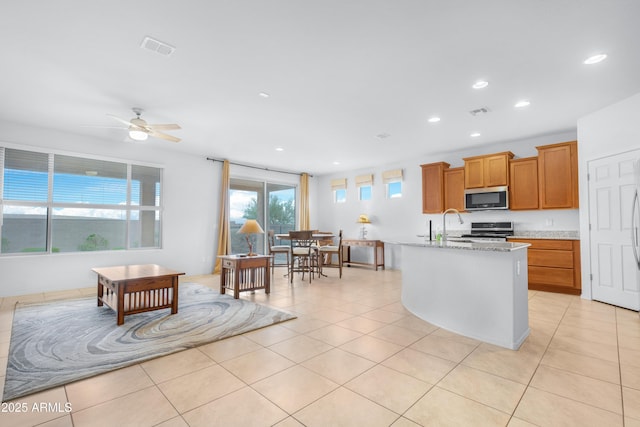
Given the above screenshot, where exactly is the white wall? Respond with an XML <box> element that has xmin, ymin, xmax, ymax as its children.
<box><xmin>315</xmin><ymin>130</ymin><xmax>580</xmax><ymax>269</ymax></box>
<box><xmin>1</xmin><ymin>114</ymin><xmax>604</xmax><ymax>295</ymax></box>
<box><xmin>577</xmin><ymin>91</ymin><xmax>640</xmax><ymax>299</ymax></box>
<box><xmin>0</xmin><ymin>122</ymin><xmax>317</xmax><ymax>297</ymax></box>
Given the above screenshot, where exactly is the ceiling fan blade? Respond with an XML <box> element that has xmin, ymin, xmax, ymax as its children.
<box><xmin>106</xmin><ymin>114</ymin><xmax>136</xmax><ymax>127</ymax></box>
<box><xmin>80</xmin><ymin>125</ymin><xmax>127</xmax><ymax>129</ymax></box>
<box><xmin>148</xmin><ymin>123</ymin><xmax>181</xmax><ymax>130</ymax></box>
<box><xmin>148</xmin><ymin>129</ymin><xmax>181</xmax><ymax>143</ymax></box>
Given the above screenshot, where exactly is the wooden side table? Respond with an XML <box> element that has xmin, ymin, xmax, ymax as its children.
<box><xmin>219</xmin><ymin>255</ymin><xmax>272</xmax><ymax>299</ymax></box>
<box><xmin>341</xmin><ymin>239</ymin><xmax>385</xmax><ymax>270</ymax></box>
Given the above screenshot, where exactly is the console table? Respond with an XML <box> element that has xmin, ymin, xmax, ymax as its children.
<box><xmin>341</xmin><ymin>239</ymin><xmax>385</xmax><ymax>271</ymax></box>
<box><xmin>219</xmin><ymin>255</ymin><xmax>272</xmax><ymax>299</ymax></box>
<box><xmin>92</xmin><ymin>264</ymin><xmax>184</xmax><ymax>325</ymax></box>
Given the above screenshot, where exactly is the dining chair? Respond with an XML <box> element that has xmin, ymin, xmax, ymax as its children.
<box><xmin>268</xmin><ymin>230</ymin><xmax>290</xmax><ymax>276</ymax></box>
<box><xmin>289</xmin><ymin>230</ymin><xmax>318</xmax><ymax>283</ymax></box>
<box><xmin>318</xmin><ymin>230</ymin><xmax>343</xmax><ymax>278</ymax></box>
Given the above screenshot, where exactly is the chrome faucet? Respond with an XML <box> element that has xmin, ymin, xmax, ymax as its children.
<box><xmin>442</xmin><ymin>208</ymin><xmax>464</xmax><ymax>241</ymax></box>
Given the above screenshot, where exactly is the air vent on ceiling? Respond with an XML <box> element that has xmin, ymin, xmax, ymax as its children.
<box><xmin>469</xmin><ymin>107</ymin><xmax>490</xmax><ymax>116</ymax></box>
<box><xmin>140</xmin><ymin>36</ymin><xmax>175</xmax><ymax>57</ymax></box>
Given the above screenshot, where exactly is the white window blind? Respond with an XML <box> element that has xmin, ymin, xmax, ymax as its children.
<box><xmin>53</xmin><ymin>155</ymin><xmax>127</xmax><ymax>205</ymax></box>
<box><xmin>3</xmin><ymin>148</ymin><xmax>49</xmax><ymax>202</ymax></box>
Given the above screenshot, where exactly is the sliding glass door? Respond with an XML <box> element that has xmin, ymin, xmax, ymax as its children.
<box><xmin>229</xmin><ymin>178</ymin><xmax>296</xmax><ymax>255</ymax></box>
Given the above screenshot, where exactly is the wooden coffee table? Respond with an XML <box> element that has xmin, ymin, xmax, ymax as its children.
<box><xmin>92</xmin><ymin>264</ymin><xmax>185</xmax><ymax>325</ymax></box>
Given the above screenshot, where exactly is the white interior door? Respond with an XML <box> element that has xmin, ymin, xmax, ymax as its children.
<box><xmin>588</xmin><ymin>149</ymin><xmax>640</xmax><ymax>310</ymax></box>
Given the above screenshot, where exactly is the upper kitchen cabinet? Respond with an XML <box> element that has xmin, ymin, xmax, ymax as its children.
<box><xmin>421</xmin><ymin>162</ymin><xmax>449</xmax><ymax>213</ymax></box>
<box><xmin>444</xmin><ymin>167</ymin><xmax>465</xmax><ymax>211</ymax></box>
<box><xmin>463</xmin><ymin>152</ymin><xmax>514</xmax><ymax>188</ymax></box>
<box><xmin>509</xmin><ymin>157</ymin><xmax>539</xmax><ymax>210</ymax></box>
<box><xmin>537</xmin><ymin>141</ymin><xmax>579</xmax><ymax>209</ymax></box>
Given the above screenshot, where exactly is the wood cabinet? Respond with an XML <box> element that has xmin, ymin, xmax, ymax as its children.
<box><xmin>444</xmin><ymin>167</ymin><xmax>465</xmax><ymax>211</ymax></box>
<box><xmin>537</xmin><ymin>141</ymin><xmax>579</xmax><ymax>209</ymax></box>
<box><xmin>420</xmin><ymin>141</ymin><xmax>579</xmax><ymax>214</ymax></box>
<box><xmin>508</xmin><ymin>238</ymin><xmax>581</xmax><ymax>295</ymax></box>
<box><xmin>509</xmin><ymin>157</ymin><xmax>539</xmax><ymax>210</ymax></box>
<box><xmin>463</xmin><ymin>152</ymin><xmax>514</xmax><ymax>188</ymax></box>
<box><xmin>421</xmin><ymin>162</ymin><xmax>449</xmax><ymax>213</ymax></box>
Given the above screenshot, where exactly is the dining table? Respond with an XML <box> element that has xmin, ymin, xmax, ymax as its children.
<box><xmin>274</xmin><ymin>232</ymin><xmax>336</xmax><ymax>277</ymax></box>
<box><xmin>274</xmin><ymin>232</ymin><xmax>335</xmax><ymax>243</ymax></box>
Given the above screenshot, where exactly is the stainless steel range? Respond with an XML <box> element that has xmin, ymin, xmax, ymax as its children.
<box><xmin>460</xmin><ymin>221</ymin><xmax>514</xmax><ymax>242</ymax></box>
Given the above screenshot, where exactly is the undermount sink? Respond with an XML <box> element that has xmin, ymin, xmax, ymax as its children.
<box><xmin>445</xmin><ymin>237</ymin><xmax>491</xmax><ymax>243</ymax></box>
<box><xmin>443</xmin><ymin>237</ymin><xmax>473</xmax><ymax>242</ymax></box>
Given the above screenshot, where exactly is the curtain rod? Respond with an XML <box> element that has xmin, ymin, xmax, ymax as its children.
<box><xmin>206</xmin><ymin>157</ymin><xmax>313</xmax><ymax>177</ymax></box>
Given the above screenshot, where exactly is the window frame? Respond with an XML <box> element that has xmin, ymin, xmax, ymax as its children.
<box><xmin>355</xmin><ymin>173</ymin><xmax>373</xmax><ymax>201</ymax></box>
<box><xmin>358</xmin><ymin>185</ymin><xmax>372</xmax><ymax>201</ymax></box>
<box><xmin>382</xmin><ymin>169</ymin><xmax>403</xmax><ymax>199</ymax></box>
<box><xmin>386</xmin><ymin>180</ymin><xmax>402</xmax><ymax>199</ymax></box>
<box><xmin>0</xmin><ymin>145</ymin><xmax>164</xmax><ymax>256</ymax></box>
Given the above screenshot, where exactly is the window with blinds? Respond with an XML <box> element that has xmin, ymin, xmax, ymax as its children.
<box><xmin>0</xmin><ymin>147</ymin><xmax>163</xmax><ymax>254</ymax></box>
<box><xmin>1</xmin><ymin>148</ymin><xmax>49</xmax><ymax>253</ymax></box>
<box><xmin>382</xmin><ymin>168</ymin><xmax>403</xmax><ymax>199</ymax></box>
<box><xmin>331</xmin><ymin>178</ymin><xmax>347</xmax><ymax>203</ymax></box>
<box><xmin>355</xmin><ymin>174</ymin><xmax>373</xmax><ymax>201</ymax></box>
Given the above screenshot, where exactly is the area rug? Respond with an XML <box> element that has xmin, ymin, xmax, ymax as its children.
<box><xmin>3</xmin><ymin>283</ymin><xmax>296</xmax><ymax>401</ymax></box>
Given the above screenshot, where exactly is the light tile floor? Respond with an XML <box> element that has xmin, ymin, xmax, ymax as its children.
<box><xmin>0</xmin><ymin>268</ymin><xmax>639</xmax><ymax>426</ymax></box>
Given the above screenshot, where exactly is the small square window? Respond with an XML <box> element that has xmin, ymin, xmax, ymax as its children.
<box><xmin>334</xmin><ymin>188</ymin><xmax>346</xmax><ymax>203</ymax></box>
<box><xmin>359</xmin><ymin>185</ymin><xmax>372</xmax><ymax>201</ymax></box>
<box><xmin>387</xmin><ymin>181</ymin><xmax>402</xmax><ymax>198</ymax></box>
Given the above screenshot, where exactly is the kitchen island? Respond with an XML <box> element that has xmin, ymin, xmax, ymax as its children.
<box><xmin>388</xmin><ymin>239</ymin><xmax>530</xmax><ymax>350</ymax></box>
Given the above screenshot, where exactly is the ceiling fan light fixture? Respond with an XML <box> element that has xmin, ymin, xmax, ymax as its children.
<box><xmin>129</xmin><ymin>129</ymin><xmax>148</xmax><ymax>141</ymax></box>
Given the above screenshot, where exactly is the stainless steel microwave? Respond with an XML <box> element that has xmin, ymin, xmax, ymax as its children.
<box><xmin>464</xmin><ymin>186</ymin><xmax>509</xmax><ymax>211</ymax></box>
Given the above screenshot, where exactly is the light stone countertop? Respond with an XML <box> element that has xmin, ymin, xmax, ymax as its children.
<box><xmin>385</xmin><ymin>239</ymin><xmax>530</xmax><ymax>252</ymax></box>
<box><xmin>508</xmin><ymin>230</ymin><xmax>580</xmax><ymax>240</ymax></box>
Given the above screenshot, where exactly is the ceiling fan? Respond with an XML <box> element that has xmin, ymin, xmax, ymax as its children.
<box><xmin>107</xmin><ymin>108</ymin><xmax>181</xmax><ymax>142</ymax></box>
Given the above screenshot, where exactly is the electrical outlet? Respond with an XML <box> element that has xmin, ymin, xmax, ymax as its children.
<box><xmin>545</xmin><ymin>218</ymin><xmax>554</xmax><ymax>226</ymax></box>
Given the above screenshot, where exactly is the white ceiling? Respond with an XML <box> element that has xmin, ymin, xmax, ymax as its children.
<box><xmin>2</xmin><ymin>1</ymin><xmax>639</xmax><ymax>175</ymax></box>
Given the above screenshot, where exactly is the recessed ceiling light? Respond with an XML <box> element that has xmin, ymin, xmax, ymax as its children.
<box><xmin>583</xmin><ymin>54</ymin><xmax>607</xmax><ymax>65</ymax></box>
<box><xmin>472</xmin><ymin>80</ymin><xmax>489</xmax><ymax>89</ymax></box>
<box><xmin>275</xmin><ymin>147</ymin><xmax>284</xmax><ymax>152</ymax></box>
<box><xmin>470</xmin><ymin>132</ymin><xmax>481</xmax><ymax>138</ymax></box>
<box><xmin>333</xmin><ymin>161</ymin><xmax>340</xmax><ymax>165</ymax></box>
<box><xmin>428</xmin><ymin>117</ymin><xmax>441</xmax><ymax>123</ymax></box>
<box><xmin>259</xmin><ymin>92</ymin><xmax>270</xmax><ymax>98</ymax></box>
<box><xmin>514</xmin><ymin>100</ymin><xmax>531</xmax><ymax>108</ymax></box>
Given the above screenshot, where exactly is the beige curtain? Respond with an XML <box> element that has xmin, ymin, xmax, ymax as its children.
<box><xmin>213</xmin><ymin>160</ymin><xmax>231</xmax><ymax>274</ymax></box>
<box><xmin>299</xmin><ymin>172</ymin><xmax>310</xmax><ymax>230</ymax></box>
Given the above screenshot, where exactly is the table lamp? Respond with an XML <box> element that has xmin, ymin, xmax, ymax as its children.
<box><xmin>357</xmin><ymin>214</ymin><xmax>371</xmax><ymax>239</ymax></box>
<box><xmin>238</xmin><ymin>219</ymin><xmax>264</xmax><ymax>256</ymax></box>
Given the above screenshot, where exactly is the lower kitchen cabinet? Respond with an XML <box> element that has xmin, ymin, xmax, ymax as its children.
<box><xmin>508</xmin><ymin>238</ymin><xmax>581</xmax><ymax>295</ymax></box>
